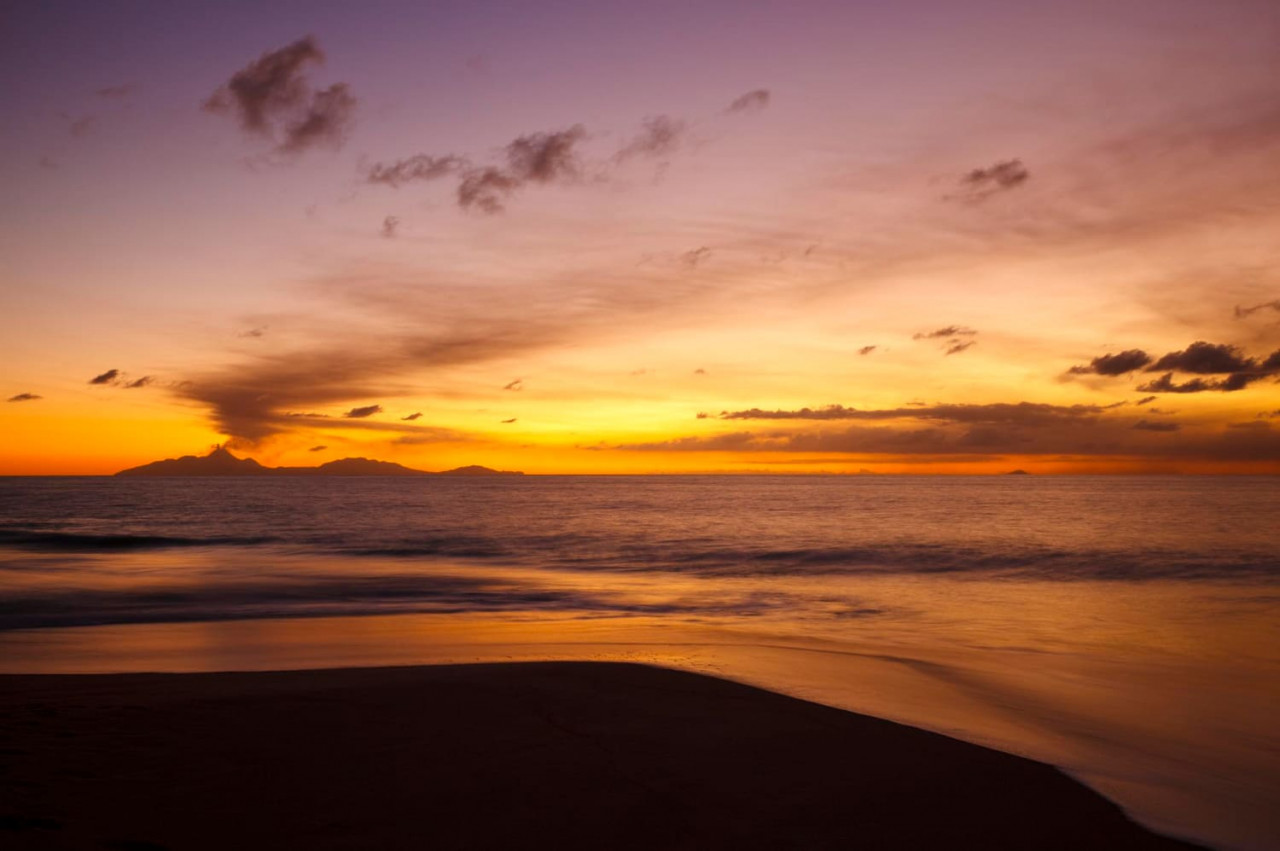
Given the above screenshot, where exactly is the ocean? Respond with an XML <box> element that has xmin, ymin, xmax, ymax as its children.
<box><xmin>1</xmin><ymin>475</ymin><xmax>1277</xmax><ymax>849</ymax></box>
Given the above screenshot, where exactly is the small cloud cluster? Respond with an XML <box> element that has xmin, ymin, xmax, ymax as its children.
<box><xmin>7</xmin><ymin>393</ymin><xmax>41</xmax><ymax>402</ymax></box>
<box><xmin>342</xmin><ymin>404</ymin><xmax>383</xmax><ymax>419</ymax></box>
<box><xmin>913</xmin><ymin>325</ymin><xmax>977</xmax><ymax>355</ymax></box>
<box><xmin>380</xmin><ymin>215</ymin><xmax>400</xmax><ymax>239</ymax></box>
<box><xmin>87</xmin><ymin>369</ymin><xmax>153</xmax><ymax>388</ymax></box>
<box><xmin>726</xmin><ymin>89</ymin><xmax>771</xmax><ymax>114</ymax></box>
<box><xmin>367</xmin><ymin>127</ymin><xmax>586</xmax><ymax>214</ymax></box>
<box><xmin>1069</xmin><ymin>341</ymin><xmax>1280</xmax><ymax>393</ymax></box>
<box><xmin>367</xmin><ymin>90</ymin><xmax>769</xmax><ymax>214</ymax></box>
<box><xmin>204</xmin><ymin>36</ymin><xmax>356</xmax><ymax>156</ymax></box>
<box><xmin>949</xmin><ymin>159</ymin><xmax>1029</xmax><ymax>202</ymax></box>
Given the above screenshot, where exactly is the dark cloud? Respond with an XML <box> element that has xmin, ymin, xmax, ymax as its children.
<box><xmin>726</xmin><ymin>89</ymin><xmax>771</xmax><ymax>114</ymax></box>
<box><xmin>1136</xmin><ymin>373</ymin><xmax>1223</xmax><ymax>393</ymax></box>
<box><xmin>239</xmin><ymin>326</ymin><xmax>267</xmax><ymax>339</ymax></box>
<box><xmin>1132</xmin><ymin>419</ymin><xmax>1180</xmax><ymax>432</ymax></box>
<box><xmin>89</xmin><ymin>369</ymin><xmax>120</xmax><ymax>385</ymax></box>
<box><xmin>1067</xmin><ymin>349</ymin><xmax>1152</xmax><ymax>376</ymax></box>
<box><xmin>276</xmin><ymin>82</ymin><xmax>356</xmax><ymax>154</ymax></box>
<box><xmin>309</xmin><ymin>445</ymin><xmax>327</xmax><ymax>452</ymax></box>
<box><xmin>204</xmin><ymin>36</ymin><xmax>356</xmax><ymax>155</ymax></box>
<box><xmin>681</xmin><ymin>247</ymin><xmax>711</xmax><ymax>268</ymax></box>
<box><xmin>342</xmin><ymin>404</ymin><xmax>383</xmax><ymax>419</ymax></box>
<box><xmin>501</xmin><ymin>418</ymin><xmax>517</xmax><ymax>424</ymax></box>
<box><xmin>1148</xmin><ymin>341</ymin><xmax>1254</xmax><ymax>374</ymax></box>
<box><xmin>125</xmin><ymin>376</ymin><xmax>153</xmax><ymax>389</ymax></box>
<box><xmin>913</xmin><ymin>326</ymin><xmax>977</xmax><ymax>340</ymax></box>
<box><xmin>615</xmin><ymin>115</ymin><xmax>685</xmax><ymax>162</ymax></box>
<box><xmin>506</xmin><ymin>126</ymin><xmax>586</xmax><ymax>183</ymax></box>
<box><xmin>694</xmin><ymin>368</ymin><xmax>707</xmax><ymax>375</ymax></box>
<box><xmin>952</xmin><ymin>159</ymin><xmax>1029</xmax><ymax>201</ymax></box>
<box><xmin>367</xmin><ymin>155</ymin><xmax>468</xmax><ymax>188</ymax></box>
<box><xmin>380</xmin><ymin>216</ymin><xmax>400</xmax><ymax>239</ymax></box>
<box><xmin>695</xmin><ymin>412</ymin><xmax>709</xmax><ymax>419</ymax></box>
<box><xmin>1135</xmin><ymin>395</ymin><xmax>1157</xmax><ymax>405</ymax></box>
<box><xmin>1235</xmin><ymin>300</ymin><xmax>1280</xmax><ymax>319</ymax></box>
<box><xmin>621</xmin><ymin>405</ymin><xmax>1280</xmax><ymax>462</ymax></box>
<box><xmin>401</xmin><ymin>412</ymin><xmax>423</xmax><ymax>421</ymax></box>
<box><xmin>7</xmin><ymin>393</ymin><xmax>41</xmax><ymax>402</ymax></box>
<box><xmin>503</xmin><ymin>379</ymin><xmax>523</xmax><ymax>391</ymax></box>
<box><xmin>718</xmin><ymin>402</ymin><xmax>1109</xmax><ymax>425</ymax></box>
<box><xmin>858</xmin><ymin>346</ymin><xmax>877</xmax><ymax>356</ymax></box>
<box><xmin>457</xmin><ymin>167</ymin><xmax>521</xmax><ymax>214</ymax></box>
<box><xmin>95</xmin><ymin>84</ymin><xmax>136</xmax><ymax>99</ymax></box>
<box><xmin>945</xmin><ymin>340</ymin><xmax>975</xmax><ymax>356</ymax></box>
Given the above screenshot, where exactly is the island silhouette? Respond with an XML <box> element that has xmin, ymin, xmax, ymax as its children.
<box><xmin>116</xmin><ymin>446</ymin><xmax>522</xmax><ymax>477</ymax></box>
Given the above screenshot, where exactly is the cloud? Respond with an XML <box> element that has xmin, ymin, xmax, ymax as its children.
<box><xmin>501</xmin><ymin>418</ymin><xmax>516</xmax><ymax>424</ymax></box>
<box><xmin>342</xmin><ymin>404</ymin><xmax>383</xmax><ymax>419</ymax></box>
<box><xmin>1135</xmin><ymin>395</ymin><xmax>1158</xmax><ymax>405</ymax></box>
<box><xmin>380</xmin><ymin>216</ymin><xmax>400</xmax><ymax>239</ymax></box>
<box><xmin>620</xmin><ymin>401</ymin><xmax>1280</xmax><ymax>462</ymax></box>
<box><xmin>239</xmin><ymin>326</ymin><xmax>267</xmax><ymax>339</ymax></box>
<box><xmin>1148</xmin><ymin>341</ymin><xmax>1255</xmax><ymax>374</ymax></box>
<box><xmin>125</xmin><ymin>376</ymin><xmax>153</xmax><ymax>389</ymax></box>
<box><xmin>67</xmin><ymin>115</ymin><xmax>97</xmax><ymax>139</ymax></box>
<box><xmin>204</xmin><ymin>36</ymin><xmax>356</xmax><ymax>155</ymax></box>
<box><xmin>681</xmin><ymin>247</ymin><xmax>711</xmax><ymax>268</ymax></box>
<box><xmin>309</xmin><ymin>445</ymin><xmax>327</xmax><ymax>452</ymax></box>
<box><xmin>503</xmin><ymin>379</ymin><xmax>523</xmax><ymax>391</ymax></box>
<box><xmin>1235</xmin><ymin>300</ymin><xmax>1280</xmax><ymax>319</ymax></box>
<box><xmin>7</xmin><ymin>393</ymin><xmax>41</xmax><ymax>402</ymax></box>
<box><xmin>505</xmin><ymin>126</ymin><xmax>587</xmax><ymax>183</ymax></box>
<box><xmin>945</xmin><ymin>340</ymin><xmax>975</xmax><ymax>355</ymax></box>
<box><xmin>401</xmin><ymin>412</ymin><xmax>422</xmax><ymax>421</ymax></box>
<box><xmin>367</xmin><ymin>155</ymin><xmax>468</xmax><ymax>188</ymax></box>
<box><xmin>95</xmin><ymin>84</ymin><xmax>136</xmax><ymax>99</ymax></box>
<box><xmin>718</xmin><ymin>401</ymin><xmax>1110</xmax><ymax>424</ymax></box>
<box><xmin>1067</xmin><ymin>349</ymin><xmax>1152</xmax><ymax>376</ymax></box>
<box><xmin>1136</xmin><ymin>373</ymin><xmax>1232</xmax><ymax>393</ymax></box>
<box><xmin>694</xmin><ymin>368</ymin><xmax>707</xmax><ymax>375</ymax></box>
<box><xmin>951</xmin><ymin>159</ymin><xmax>1030</xmax><ymax>202</ymax></box>
<box><xmin>276</xmin><ymin>83</ymin><xmax>356</xmax><ymax>154</ymax></box>
<box><xmin>726</xmin><ymin>89</ymin><xmax>771</xmax><ymax>114</ymax></box>
<box><xmin>913</xmin><ymin>326</ymin><xmax>977</xmax><ymax>340</ymax></box>
<box><xmin>615</xmin><ymin>115</ymin><xmax>685</xmax><ymax>162</ymax></box>
<box><xmin>457</xmin><ymin>167</ymin><xmax>521</xmax><ymax>214</ymax></box>
<box><xmin>88</xmin><ymin>369</ymin><xmax>120</xmax><ymax>385</ymax></box>
<box><xmin>858</xmin><ymin>346</ymin><xmax>877</xmax><ymax>356</ymax></box>
<box><xmin>1132</xmin><ymin>419</ymin><xmax>1180</xmax><ymax>432</ymax></box>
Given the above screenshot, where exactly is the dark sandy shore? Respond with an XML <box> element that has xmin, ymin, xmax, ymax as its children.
<box><xmin>1</xmin><ymin>662</ymin><xmax>1202</xmax><ymax>850</ymax></box>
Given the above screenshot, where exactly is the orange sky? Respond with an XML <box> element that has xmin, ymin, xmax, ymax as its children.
<box><xmin>3</xmin><ymin>0</ymin><xmax>1279</xmax><ymax>474</ymax></box>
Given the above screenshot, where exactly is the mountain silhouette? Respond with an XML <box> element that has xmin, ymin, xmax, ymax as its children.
<box><xmin>115</xmin><ymin>448</ymin><xmax>522</xmax><ymax>477</ymax></box>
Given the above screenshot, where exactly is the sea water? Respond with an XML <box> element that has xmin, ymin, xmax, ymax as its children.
<box><xmin>1</xmin><ymin>475</ymin><xmax>1277</xmax><ymax>849</ymax></box>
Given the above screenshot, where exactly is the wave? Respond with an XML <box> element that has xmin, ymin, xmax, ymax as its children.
<box><xmin>0</xmin><ymin>529</ymin><xmax>280</xmax><ymax>552</ymax></box>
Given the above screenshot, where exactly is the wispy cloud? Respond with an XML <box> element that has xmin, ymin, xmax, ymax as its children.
<box><xmin>6</xmin><ymin>393</ymin><xmax>41</xmax><ymax>402</ymax></box>
<box><xmin>726</xmin><ymin>89</ymin><xmax>771</xmax><ymax>114</ymax></box>
<box><xmin>342</xmin><ymin>404</ymin><xmax>383</xmax><ymax>419</ymax></box>
<box><xmin>380</xmin><ymin>216</ymin><xmax>400</xmax><ymax>239</ymax></box>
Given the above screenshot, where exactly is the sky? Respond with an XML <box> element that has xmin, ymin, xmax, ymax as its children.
<box><xmin>2</xmin><ymin>0</ymin><xmax>1279</xmax><ymax>474</ymax></box>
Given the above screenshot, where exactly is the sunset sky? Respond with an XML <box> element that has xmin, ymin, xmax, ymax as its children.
<box><xmin>3</xmin><ymin>0</ymin><xmax>1279</xmax><ymax>474</ymax></box>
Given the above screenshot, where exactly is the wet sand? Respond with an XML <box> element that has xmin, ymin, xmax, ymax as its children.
<box><xmin>0</xmin><ymin>662</ymin><xmax>1203</xmax><ymax>850</ymax></box>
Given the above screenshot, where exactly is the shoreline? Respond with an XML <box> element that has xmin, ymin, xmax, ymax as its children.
<box><xmin>1</xmin><ymin>661</ymin><xmax>1204</xmax><ymax>850</ymax></box>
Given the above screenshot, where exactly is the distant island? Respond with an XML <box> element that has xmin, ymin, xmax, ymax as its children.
<box><xmin>115</xmin><ymin>447</ymin><xmax>523</xmax><ymax>477</ymax></box>
<box><xmin>1006</xmin><ymin>469</ymin><xmax>1031</xmax><ymax>475</ymax></box>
